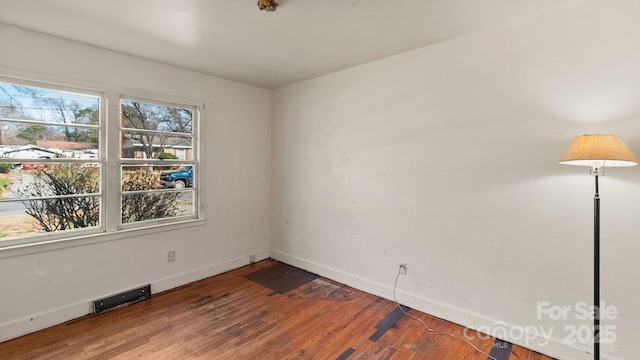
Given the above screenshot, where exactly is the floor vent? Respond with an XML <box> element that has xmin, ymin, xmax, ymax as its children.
<box><xmin>93</xmin><ymin>284</ymin><xmax>151</xmax><ymax>314</ymax></box>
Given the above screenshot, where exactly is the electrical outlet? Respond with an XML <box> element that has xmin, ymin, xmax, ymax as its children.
<box><xmin>399</xmin><ymin>263</ymin><xmax>407</xmax><ymax>275</ymax></box>
<box><xmin>167</xmin><ymin>251</ymin><xmax>176</xmax><ymax>263</ymax></box>
<box><xmin>249</xmin><ymin>255</ymin><xmax>256</xmax><ymax>264</ymax></box>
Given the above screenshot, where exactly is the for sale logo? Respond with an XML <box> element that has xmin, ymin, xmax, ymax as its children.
<box><xmin>462</xmin><ymin>301</ymin><xmax>618</xmax><ymax>346</ymax></box>
<box><xmin>536</xmin><ymin>301</ymin><xmax>617</xmax><ymax>344</ymax></box>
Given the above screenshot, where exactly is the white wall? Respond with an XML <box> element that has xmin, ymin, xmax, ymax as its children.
<box><xmin>271</xmin><ymin>0</ymin><xmax>640</xmax><ymax>359</ymax></box>
<box><xmin>0</xmin><ymin>24</ymin><xmax>271</xmax><ymax>341</ymax></box>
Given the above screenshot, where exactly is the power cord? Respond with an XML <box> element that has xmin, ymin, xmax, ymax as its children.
<box><xmin>392</xmin><ymin>267</ymin><xmax>498</xmax><ymax>360</ymax></box>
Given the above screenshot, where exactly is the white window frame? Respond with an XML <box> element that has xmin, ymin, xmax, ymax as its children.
<box><xmin>117</xmin><ymin>94</ymin><xmax>200</xmax><ymax>230</ymax></box>
<box><xmin>0</xmin><ymin>75</ymin><xmax>203</xmax><ymax>251</ymax></box>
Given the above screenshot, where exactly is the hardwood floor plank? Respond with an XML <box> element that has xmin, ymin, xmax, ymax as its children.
<box><xmin>0</xmin><ymin>260</ymin><xmax>556</xmax><ymax>360</ymax></box>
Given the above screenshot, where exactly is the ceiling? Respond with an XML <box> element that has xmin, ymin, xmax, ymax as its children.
<box><xmin>0</xmin><ymin>0</ymin><xmax>588</xmax><ymax>89</ymax></box>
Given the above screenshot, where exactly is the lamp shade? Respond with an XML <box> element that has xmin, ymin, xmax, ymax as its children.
<box><xmin>559</xmin><ymin>134</ymin><xmax>638</xmax><ymax>167</ymax></box>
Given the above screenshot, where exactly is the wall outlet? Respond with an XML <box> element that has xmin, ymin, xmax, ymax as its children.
<box><xmin>167</xmin><ymin>251</ymin><xmax>176</xmax><ymax>263</ymax></box>
<box><xmin>399</xmin><ymin>263</ymin><xmax>407</xmax><ymax>275</ymax></box>
<box><xmin>249</xmin><ymin>255</ymin><xmax>256</xmax><ymax>264</ymax></box>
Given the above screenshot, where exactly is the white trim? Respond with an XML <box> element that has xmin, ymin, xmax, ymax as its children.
<box><xmin>105</xmin><ymin>89</ymin><xmax>120</xmax><ymax>233</ymax></box>
<box><xmin>269</xmin><ymin>249</ymin><xmax>622</xmax><ymax>360</ymax></box>
<box><xmin>0</xmin><ymin>218</ymin><xmax>205</xmax><ymax>258</ymax></box>
<box><xmin>118</xmin><ymin>214</ymin><xmax>198</xmax><ymax>231</ymax></box>
<box><xmin>0</xmin><ymin>117</ymin><xmax>99</xmax><ymax>129</ymax></box>
<box><xmin>117</xmin><ymin>95</ymin><xmax>200</xmax><ymax>229</ymax></box>
<box><xmin>0</xmin><ymin>67</ymin><xmax>205</xmax><ymax>109</ymax></box>
<box><xmin>120</xmin><ymin>93</ymin><xmax>203</xmax><ymax>111</ymax></box>
<box><xmin>0</xmin><ymin>74</ymin><xmax>105</xmax><ymax>99</ymax></box>
<box><xmin>0</xmin><ymin>248</ymin><xmax>270</xmax><ymax>343</ymax></box>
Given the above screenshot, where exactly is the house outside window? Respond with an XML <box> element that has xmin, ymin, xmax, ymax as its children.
<box><xmin>0</xmin><ymin>78</ymin><xmax>200</xmax><ymax>247</ymax></box>
<box><xmin>120</xmin><ymin>98</ymin><xmax>197</xmax><ymax>225</ymax></box>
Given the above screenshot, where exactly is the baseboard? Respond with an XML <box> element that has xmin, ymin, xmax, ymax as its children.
<box><xmin>1</xmin><ymin>248</ymin><xmax>622</xmax><ymax>360</ymax></box>
<box><xmin>270</xmin><ymin>249</ymin><xmax>623</xmax><ymax>360</ymax></box>
<box><xmin>0</xmin><ymin>248</ymin><xmax>270</xmax><ymax>343</ymax></box>
<box><xmin>152</xmin><ymin>248</ymin><xmax>270</xmax><ymax>294</ymax></box>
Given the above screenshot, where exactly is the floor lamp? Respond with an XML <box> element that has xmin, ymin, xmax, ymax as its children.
<box><xmin>559</xmin><ymin>134</ymin><xmax>638</xmax><ymax>360</ymax></box>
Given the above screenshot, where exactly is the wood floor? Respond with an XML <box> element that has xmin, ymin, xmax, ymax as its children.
<box><xmin>0</xmin><ymin>260</ymin><xmax>555</xmax><ymax>360</ymax></box>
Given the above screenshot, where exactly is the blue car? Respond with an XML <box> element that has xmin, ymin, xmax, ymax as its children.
<box><xmin>159</xmin><ymin>166</ymin><xmax>193</xmax><ymax>189</ymax></box>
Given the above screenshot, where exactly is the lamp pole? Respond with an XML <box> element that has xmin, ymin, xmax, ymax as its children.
<box><xmin>593</xmin><ymin>173</ymin><xmax>600</xmax><ymax>360</ymax></box>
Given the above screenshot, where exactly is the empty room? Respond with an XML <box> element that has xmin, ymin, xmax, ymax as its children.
<box><xmin>1</xmin><ymin>0</ymin><xmax>639</xmax><ymax>359</ymax></box>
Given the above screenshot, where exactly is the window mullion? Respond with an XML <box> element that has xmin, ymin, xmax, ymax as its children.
<box><xmin>104</xmin><ymin>90</ymin><xmax>121</xmax><ymax>232</ymax></box>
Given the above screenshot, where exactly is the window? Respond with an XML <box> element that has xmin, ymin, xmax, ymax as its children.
<box><xmin>0</xmin><ymin>81</ymin><xmax>102</xmax><ymax>240</ymax></box>
<box><xmin>0</xmin><ymin>78</ymin><xmax>200</xmax><ymax>247</ymax></box>
<box><xmin>120</xmin><ymin>98</ymin><xmax>197</xmax><ymax>225</ymax></box>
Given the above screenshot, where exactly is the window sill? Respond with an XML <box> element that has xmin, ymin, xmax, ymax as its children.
<box><xmin>0</xmin><ymin>218</ymin><xmax>206</xmax><ymax>260</ymax></box>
